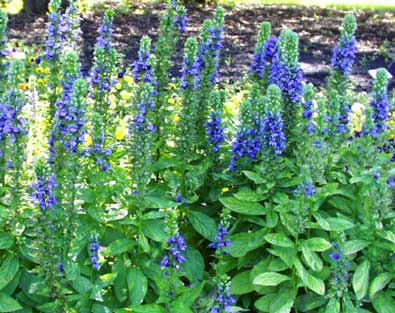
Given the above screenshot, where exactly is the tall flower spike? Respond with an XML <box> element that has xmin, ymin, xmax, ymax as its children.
<box><xmin>302</xmin><ymin>83</ymin><xmax>316</xmax><ymax>134</ymax></box>
<box><xmin>178</xmin><ymin>37</ymin><xmax>200</xmax><ymax>156</ymax></box>
<box><xmin>88</xmin><ymin>8</ymin><xmax>118</xmax><ymax>171</ymax></box>
<box><xmin>250</xmin><ymin>22</ymin><xmax>271</xmax><ymax>76</ymax></box>
<box><xmin>206</xmin><ymin>91</ymin><xmax>225</xmax><ymax>154</ymax></box>
<box><xmin>330</xmin><ymin>14</ymin><xmax>357</xmax><ymax>78</ymax></box>
<box><xmin>132</xmin><ymin>35</ymin><xmax>157</xmax><ymax>89</ymax></box>
<box><xmin>370</xmin><ymin>68</ymin><xmax>390</xmax><ymax>136</ymax></box>
<box><xmin>262</xmin><ymin>84</ymin><xmax>286</xmax><ymax>156</ymax></box>
<box><xmin>230</xmin><ymin>84</ymin><xmax>267</xmax><ymax>170</ymax></box>
<box><xmin>269</xmin><ymin>29</ymin><xmax>304</xmax><ymax>138</ymax></box>
<box><xmin>0</xmin><ymin>10</ymin><xmax>8</xmax><ymax>84</ymax></box>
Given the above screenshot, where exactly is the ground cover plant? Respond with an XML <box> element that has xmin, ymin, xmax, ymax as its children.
<box><xmin>0</xmin><ymin>0</ymin><xmax>395</xmax><ymax>312</ymax></box>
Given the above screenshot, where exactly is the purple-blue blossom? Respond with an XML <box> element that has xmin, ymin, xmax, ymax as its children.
<box><xmin>160</xmin><ymin>233</ymin><xmax>187</xmax><ymax>271</ymax></box>
<box><xmin>206</xmin><ymin>112</ymin><xmax>225</xmax><ymax>152</ymax></box>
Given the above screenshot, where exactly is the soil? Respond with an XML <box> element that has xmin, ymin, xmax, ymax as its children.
<box><xmin>7</xmin><ymin>2</ymin><xmax>395</xmax><ymax>92</ymax></box>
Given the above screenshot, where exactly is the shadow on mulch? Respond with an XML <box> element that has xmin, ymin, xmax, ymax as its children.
<box><xmin>8</xmin><ymin>2</ymin><xmax>395</xmax><ymax>92</ymax></box>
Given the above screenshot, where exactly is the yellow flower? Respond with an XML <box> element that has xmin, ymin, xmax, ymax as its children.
<box><xmin>85</xmin><ymin>134</ymin><xmax>93</xmax><ymax>146</ymax></box>
<box><xmin>36</xmin><ymin>66</ymin><xmax>43</xmax><ymax>74</ymax></box>
<box><xmin>115</xmin><ymin>82</ymin><xmax>122</xmax><ymax>90</ymax></box>
<box><xmin>28</xmin><ymin>56</ymin><xmax>35</xmax><ymax>64</ymax></box>
<box><xmin>169</xmin><ymin>83</ymin><xmax>177</xmax><ymax>90</ymax></box>
<box><xmin>168</xmin><ymin>98</ymin><xmax>175</xmax><ymax>105</ymax></box>
<box><xmin>120</xmin><ymin>90</ymin><xmax>131</xmax><ymax>101</ymax></box>
<box><xmin>173</xmin><ymin>114</ymin><xmax>180</xmax><ymax>123</ymax></box>
<box><xmin>44</xmin><ymin>67</ymin><xmax>50</xmax><ymax>74</ymax></box>
<box><xmin>18</xmin><ymin>83</ymin><xmax>28</xmax><ymax>91</ymax></box>
<box><xmin>37</xmin><ymin>78</ymin><xmax>45</xmax><ymax>85</ymax></box>
<box><xmin>56</xmin><ymin>86</ymin><xmax>63</xmax><ymax>93</ymax></box>
<box><xmin>115</xmin><ymin>125</ymin><xmax>127</xmax><ymax>140</ymax></box>
<box><xmin>123</xmin><ymin>75</ymin><xmax>134</xmax><ymax>85</ymax></box>
<box><xmin>176</xmin><ymin>97</ymin><xmax>183</xmax><ymax>105</ymax></box>
<box><xmin>221</xmin><ymin>187</ymin><xmax>229</xmax><ymax>193</ymax></box>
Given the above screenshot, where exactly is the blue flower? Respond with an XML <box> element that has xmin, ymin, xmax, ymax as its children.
<box><xmin>269</xmin><ymin>53</ymin><xmax>304</xmax><ymax>104</ymax></box>
<box><xmin>331</xmin><ymin>38</ymin><xmax>356</xmax><ymax>77</ymax></box>
<box><xmin>330</xmin><ymin>252</ymin><xmax>341</xmax><ymax>261</ymax></box>
<box><xmin>161</xmin><ymin>233</ymin><xmax>187</xmax><ymax>271</ymax></box>
<box><xmin>262</xmin><ymin>110</ymin><xmax>286</xmax><ymax>155</ymax></box>
<box><xmin>250</xmin><ymin>36</ymin><xmax>278</xmax><ymax>79</ymax></box>
<box><xmin>31</xmin><ymin>173</ymin><xmax>58</xmax><ymax>212</ymax></box>
<box><xmin>89</xmin><ymin>235</ymin><xmax>101</xmax><ymax>270</ymax></box>
<box><xmin>206</xmin><ymin>112</ymin><xmax>225</xmax><ymax>152</ymax></box>
<box><xmin>208</xmin><ymin>224</ymin><xmax>231</xmax><ymax>255</ymax></box>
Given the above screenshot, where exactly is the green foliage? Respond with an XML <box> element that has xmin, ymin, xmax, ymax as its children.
<box><xmin>0</xmin><ymin>4</ymin><xmax>394</xmax><ymax>313</ymax></box>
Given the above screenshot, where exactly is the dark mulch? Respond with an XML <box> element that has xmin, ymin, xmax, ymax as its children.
<box><xmin>8</xmin><ymin>2</ymin><xmax>395</xmax><ymax>91</ymax></box>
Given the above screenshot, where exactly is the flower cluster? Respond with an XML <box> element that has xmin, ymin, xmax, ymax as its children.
<box><xmin>89</xmin><ymin>235</ymin><xmax>101</xmax><ymax>270</ymax></box>
<box><xmin>369</xmin><ymin>68</ymin><xmax>390</xmax><ymax>136</ymax></box>
<box><xmin>262</xmin><ymin>84</ymin><xmax>286</xmax><ymax>155</ymax></box>
<box><xmin>329</xmin><ymin>242</ymin><xmax>351</xmax><ymax>297</ymax></box>
<box><xmin>250</xmin><ymin>22</ymin><xmax>278</xmax><ymax>80</ymax></box>
<box><xmin>171</xmin><ymin>0</ymin><xmax>187</xmax><ymax>33</ymax></box>
<box><xmin>44</xmin><ymin>0</ymin><xmax>63</xmax><ymax>60</ymax></box>
<box><xmin>269</xmin><ymin>29</ymin><xmax>304</xmax><ymax>103</ymax></box>
<box><xmin>302</xmin><ymin>84</ymin><xmax>316</xmax><ymax>134</ymax></box>
<box><xmin>131</xmin><ymin>35</ymin><xmax>157</xmax><ymax>89</ymax></box>
<box><xmin>294</xmin><ymin>180</ymin><xmax>316</xmax><ymax>197</ymax></box>
<box><xmin>0</xmin><ymin>60</ymin><xmax>28</xmax><ymax>172</ymax></box>
<box><xmin>206</xmin><ymin>112</ymin><xmax>225</xmax><ymax>153</ymax></box>
<box><xmin>90</xmin><ymin>8</ymin><xmax>117</xmax><ymax>95</ymax></box>
<box><xmin>193</xmin><ymin>9</ymin><xmax>224</xmax><ymax>87</ymax></box>
<box><xmin>180</xmin><ymin>37</ymin><xmax>198</xmax><ymax>90</ymax></box>
<box><xmin>209</xmin><ymin>224</ymin><xmax>231</xmax><ymax>255</ymax></box>
<box><xmin>230</xmin><ymin>120</ymin><xmax>263</xmax><ymax>170</ymax></box>
<box><xmin>130</xmin><ymin>38</ymin><xmax>158</xmax><ymax>192</ymax></box>
<box><xmin>210</xmin><ymin>277</ymin><xmax>236</xmax><ymax>313</ymax></box>
<box><xmin>87</xmin><ymin>9</ymin><xmax>118</xmax><ymax>172</ymax></box>
<box><xmin>330</xmin><ymin>14</ymin><xmax>357</xmax><ymax>77</ymax></box>
<box><xmin>0</xmin><ymin>10</ymin><xmax>8</xmax><ymax>82</ymax></box>
<box><xmin>49</xmin><ymin>52</ymin><xmax>87</xmax><ymax>161</ymax></box>
<box><xmin>31</xmin><ymin>173</ymin><xmax>58</xmax><ymax>212</ymax></box>
<box><xmin>160</xmin><ymin>232</ymin><xmax>187</xmax><ymax>271</ymax></box>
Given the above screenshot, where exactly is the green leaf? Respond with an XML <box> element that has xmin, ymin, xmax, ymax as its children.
<box><xmin>352</xmin><ymin>260</ymin><xmax>370</xmax><ymax>300</ymax></box>
<box><xmin>145</xmin><ymin>196</ymin><xmax>177</xmax><ymax>209</ymax></box>
<box><xmin>234</xmin><ymin>187</ymin><xmax>266</xmax><ymax>202</ymax></box>
<box><xmin>92</xmin><ymin>304</ymin><xmax>112</xmax><ymax>313</ymax></box>
<box><xmin>343</xmin><ymin>240</ymin><xmax>370</xmax><ymax>255</ymax></box>
<box><xmin>269</xmin><ymin>287</ymin><xmax>294</xmax><ymax>313</ymax></box>
<box><xmin>301</xmin><ymin>246</ymin><xmax>323</xmax><ymax>271</ymax></box>
<box><xmin>303</xmin><ymin>238</ymin><xmax>332</xmax><ymax>252</ymax></box>
<box><xmin>72</xmin><ymin>276</ymin><xmax>93</xmax><ymax>293</ymax></box>
<box><xmin>0</xmin><ymin>233</ymin><xmax>13</xmax><ymax>250</ymax></box>
<box><xmin>127</xmin><ymin>268</ymin><xmax>147</xmax><ymax>305</ymax></box>
<box><xmin>0</xmin><ymin>256</ymin><xmax>19</xmax><ymax>290</ymax></box>
<box><xmin>253</xmin><ymin>272</ymin><xmax>290</xmax><ymax>286</ymax></box>
<box><xmin>369</xmin><ymin>273</ymin><xmax>393</xmax><ymax>299</ymax></box>
<box><xmin>187</xmin><ymin>211</ymin><xmax>217</xmax><ymax>241</ymax></box>
<box><xmin>242</xmin><ymin>170</ymin><xmax>265</xmax><ymax>184</ymax></box>
<box><xmin>273</xmin><ymin>192</ymin><xmax>289</xmax><ymax>204</ymax></box>
<box><xmin>128</xmin><ymin>305</ymin><xmax>164</xmax><ymax>313</ymax></box>
<box><xmin>0</xmin><ymin>292</ymin><xmax>22</xmax><ymax>312</ymax></box>
<box><xmin>230</xmin><ymin>271</ymin><xmax>255</xmax><ymax>295</ymax></box>
<box><xmin>372</xmin><ymin>292</ymin><xmax>395</xmax><ymax>313</ymax></box>
<box><xmin>229</xmin><ymin>228</ymin><xmax>266</xmax><ymax>257</ymax></box>
<box><xmin>294</xmin><ymin>259</ymin><xmax>325</xmax><ymax>295</ymax></box>
<box><xmin>326</xmin><ymin>217</ymin><xmax>355</xmax><ymax>232</ymax></box>
<box><xmin>220</xmin><ymin>197</ymin><xmax>266</xmax><ymax>215</ymax></box>
<box><xmin>254</xmin><ymin>294</ymin><xmax>276</xmax><ymax>312</ymax></box>
<box><xmin>183</xmin><ymin>247</ymin><xmax>204</xmax><ymax>282</ymax></box>
<box><xmin>295</xmin><ymin>293</ymin><xmax>326</xmax><ymax>312</ymax></box>
<box><xmin>325</xmin><ymin>298</ymin><xmax>340</xmax><ymax>313</ymax></box>
<box><xmin>142</xmin><ymin>219</ymin><xmax>167</xmax><ymax>242</ymax></box>
<box><xmin>264</xmin><ymin>233</ymin><xmax>294</xmax><ymax>248</ymax></box>
<box><xmin>98</xmin><ymin>272</ymin><xmax>118</xmax><ymax>288</ymax></box>
<box><xmin>102</xmin><ymin>239</ymin><xmax>136</xmax><ymax>256</ymax></box>
<box><xmin>169</xmin><ymin>303</ymin><xmax>192</xmax><ymax>313</ymax></box>
<box><xmin>176</xmin><ymin>282</ymin><xmax>205</xmax><ymax>307</ymax></box>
